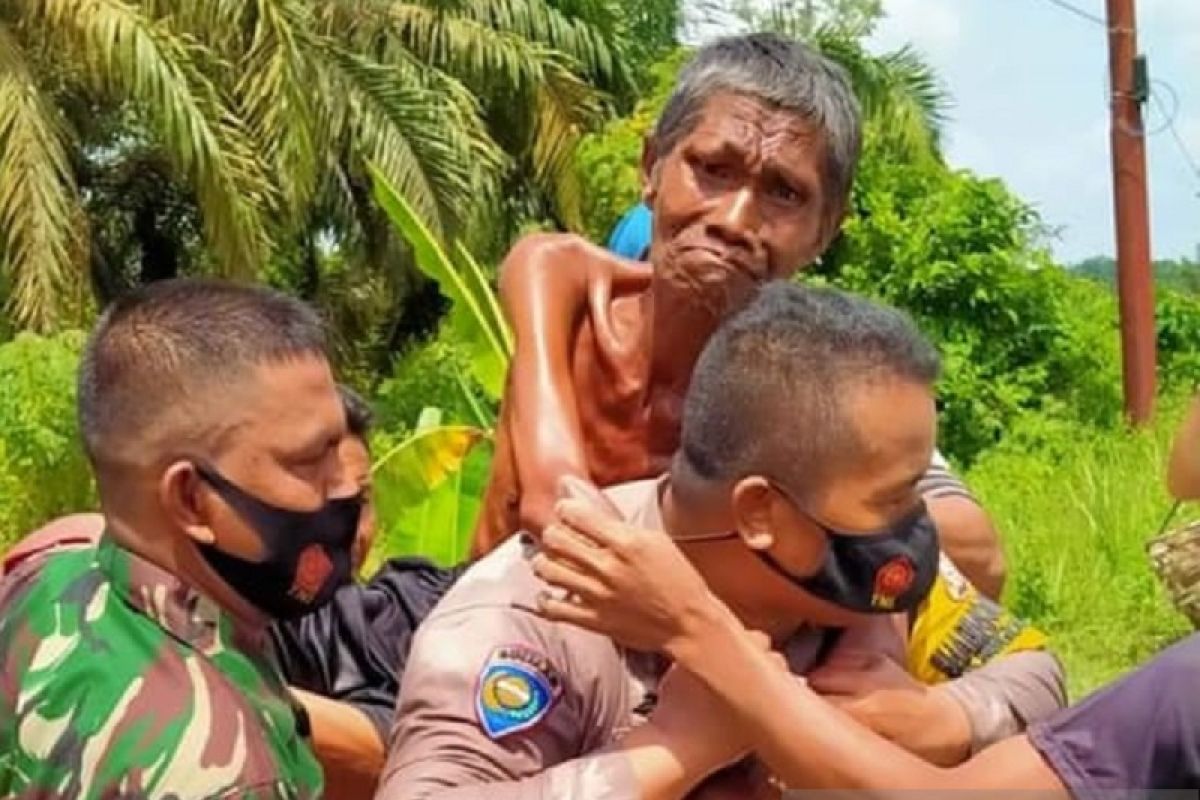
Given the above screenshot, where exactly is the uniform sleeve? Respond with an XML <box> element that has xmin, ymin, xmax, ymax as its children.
<box><xmin>939</xmin><ymin>650</ymin><xmax>1067</xmax><ymax>753</ymax></box>
<box><xmin>374</xmin><ymin>604</ymin><xmax>638</xmax><ymax>800</ymax></box>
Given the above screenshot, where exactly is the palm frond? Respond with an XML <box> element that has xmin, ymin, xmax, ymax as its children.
<box><xmin>140</xmin><ymin>0</ymin><xmax>248</xmax><ymax>55</ymax></box>
<box><xmin>528</xmin><ymin>60</ymin><xmax>603</xmax><ymax>228</ymax></box>
<box><xmin>235</xmin><ymin>0</ymin><xmax>319</xmax><ymax>218</ymax></box>
<box><xmin>457</xmin><ymin>0</ymin><xmax>623</xmax><ymax>89</ymax></box>
<box><xmin>27</xmin><ymin>0</ymin><xmax>274</xmax><ymax>277</ymax></box>
<box><xmin>323</xmin><ymin>0</ymin><xmax>628</xmax><ymax>93</ymax></box>
<box><xmin>337</xmin><ymin>5</ymin><xmax>604</xmax><ymax>228</ymax></box>
<box><xmin>0</xmin><ymin>23</ymin><xmax>83</xmax><ymax>331</ymax></box>
<box><xmin>323</xmin><ymin>43</ymin><xmax>504</xmax><ymax>236</ymax></box>
<box><xmin>814</xmin><ymin>28</ymin><xmax>950</xmax><ymax>163</ymax></box>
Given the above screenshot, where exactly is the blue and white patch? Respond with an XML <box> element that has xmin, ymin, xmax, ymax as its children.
<box><xmin>475</xmin><ymin>644</ymin><xmax>563</xmax><ymax>740</ymax></box>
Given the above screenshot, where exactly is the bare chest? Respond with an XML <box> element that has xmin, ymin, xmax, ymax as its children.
<box><xmin>571</xmin><ymin>317</ymin><xmax>681</xmax><ymax>487</ymax></box>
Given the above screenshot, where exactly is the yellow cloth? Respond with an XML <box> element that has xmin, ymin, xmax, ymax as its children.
<box><xmin>907</xmin><ymin>554</ymin><xmax>1048</xmax><ymax>685</ymax></box>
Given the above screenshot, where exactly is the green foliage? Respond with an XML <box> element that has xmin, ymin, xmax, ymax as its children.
<box><xmin>0</xmin><ymin>331</ymin><xmax>94</xmax><ymax>551</ymax></box>
<box><xmin>819</xmin><ymin>156</ymin><xmax>1123</xmax><ymax>462</ymax></box>
<box><xmin>574</xmin><ymin>49</ymin><xmax>690</xmax><ymax>240</ymax></box>
<box><xmin>0</xmin><ymin>0</ymin><xmax>633</xmax><ymax>335</ymax></box>
<box><xmin>727</xmin><ymin>0</ymin><xmax>883</xmax><ymax>40</ymax></box>
<box><xmin>374</xmin><ymin>338</ymin><xmax>497</xmax><ymax>435</ymax></box>
<box><xmin>371</xmin><ymin>165</ymin><xmax>513</xmax><ymax>400</ymax></box>
<box><xmin>1156</xmin><ymin>288</ymin><xmax>1200</xmax><ymax>389</ymax></box>
<box><xmin>366</xmin><ymin>180</ymin><xmax>511</xmax><ymax>567</ymax></box>
<box><xmin>610</xmin><ymin>0</ymin><xmax>682</xmax><ymax>79</ymax></box>
<box><xmin>368</xmin><ymin>408</ymin><xmax>493</xmax><ymax>571</ymax></box>
<box><xmin>966</xmin><ymin>399</ymin><xmax>1194</xmax><ymax>697</ymax></box>
<box><xmin>1071</xmin><ymin>254</ymin><xmax>1200</xmax><ymax>295</ymax></box>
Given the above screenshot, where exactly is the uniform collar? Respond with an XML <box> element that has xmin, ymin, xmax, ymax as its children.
<box><xmin>96</xmin><ymin>534</ymin><xmax>265</xmax><ymax>655</ymax></box>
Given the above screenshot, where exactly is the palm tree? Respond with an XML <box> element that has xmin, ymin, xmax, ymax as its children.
<box><xmin>813</xmin><ymin>27</ymin><xmax>949</xmax><ymax>166</ymax></box>
<box><xmin>0</xmin><ymin>0</ymin><xmax>630</xmax><ymax>332</ymax></box>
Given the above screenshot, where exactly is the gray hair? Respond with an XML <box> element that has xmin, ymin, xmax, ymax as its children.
<box><xmin>676</xmin><ymin>281</ymin><xmax>939</xmax><ymax>498</ymax></box>
<box><xmin>654</xmin><ymin>32</ymin><xmax>863</xmax><ymax>212</ymax></box>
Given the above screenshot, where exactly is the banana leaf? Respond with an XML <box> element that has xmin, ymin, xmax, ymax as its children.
<box><xmin>369</xmin><ymin>162</ymin><xmax>512</xmax><ymax>400</ymax></box>
<box><xmin>367</xmin><ymin>407</ymin><xmax>493</xmax><ymax>571</ymax></box>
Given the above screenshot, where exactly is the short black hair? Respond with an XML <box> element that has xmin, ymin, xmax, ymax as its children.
<box><xmin>78</xmin><ymin>278</ymin><xmax>328</xmax><ymax>467</ymax></box>
<box><xmin>676</xmin><ymin>281</ymin><xmax>940</xmax><ymax>496</ymax></box>
<box><xmin>338</xmin><ymin>384</ymin><xmax>374</xmax><ymax>442</ymax></box>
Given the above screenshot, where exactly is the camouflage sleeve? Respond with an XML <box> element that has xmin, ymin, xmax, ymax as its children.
<box><xmin>0</xmin><ymin>550</ymin><xmax>322</xmax><ymax>800</ymax></box>
<box><xmin>375</xmin><ymin>604</ymin><xmax>638</xmax><ymax>800</ymax></box>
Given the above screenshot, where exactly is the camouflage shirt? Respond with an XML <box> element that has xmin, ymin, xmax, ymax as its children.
<box><xmin>0</xmin><ymin>535</ymin><xmax>324</xmax><ymax>800</ymax></box>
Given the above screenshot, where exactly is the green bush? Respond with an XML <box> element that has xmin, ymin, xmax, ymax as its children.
<box><xmin>574</xmin><ymin>49</ymin><xmax>691</xmax><ymax>241</ymax></box>
<box><xmin>819</xmin><ymin>156</ymin><xmax>1127</xmax><ymax>464</ymax></box>
<box><xmin>966</xmin><ymin>398</ymin><xmax>1194</xmax><ymax>698</ymax></box>
<box><xmin>1157</xmin><ymin>288</ymin><xmax>1200</xmax><ymax>389</ymax></box>
<box><xmin>0</xmin><ymin>332</ymin><xmax>95</xmax><ymax>552</ymax></box>
<box><xmin>373</xmin><ymin>332</ymin><xmax>497</xmax><ymax>435</ymax></box>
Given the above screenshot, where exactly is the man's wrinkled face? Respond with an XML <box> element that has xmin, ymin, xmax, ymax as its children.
<box><xmin>644</xmin><ymin>92</ymin><xmax>839</xmax><ymax>319</ymax></box>
<box><xmin>683</xmin><ymin>378</ymin><xmax>936</xmax><ymax>632</ymax></box>
<box><xmin>195</xmin><ymin>355</ymin><xmax>351</xmax><ymax>562</ymax></box>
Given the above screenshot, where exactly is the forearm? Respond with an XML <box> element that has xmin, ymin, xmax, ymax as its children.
<box><xmin>620</xmin><ymin>722</ymin><xmax>722</xmax><ymax>800</ymax></box>
<box><xmin>673</xmin><ymin>609</ymin><xmax>953</xmax><ymax>792</ymax></box>
<box><xmin>380</xmin><ymin>741</ymin><xmax>700</xmax><ymax>800</ymax></box>
<box><xmin>924</xmin><ymin>502</ymin><xmax>1005</xmax><ymax>601</ymax></box>
<box><xmin>291</xmin><ymin>688</ymin><xmax>384</xmax><ymax>799</ymax></box>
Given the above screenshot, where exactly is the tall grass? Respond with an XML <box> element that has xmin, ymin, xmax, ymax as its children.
<box><xmin>966</xmin><ymin>397</ymin><xmax>1195</xmax><ymax>699</ymax></box>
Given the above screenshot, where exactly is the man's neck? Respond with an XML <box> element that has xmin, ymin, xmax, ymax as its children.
<box><xmin>639</xmin><ymin>280</ymin><xmax>722</xmax><ymax>397</ymax></box>
<box><xmin>104</xmin><ymin>513</ymin><xmax>269</xmax><ymax>634</ymax></box>
<box><xmin>659</xmin><ymin>480</ymin><xmax>806</xmax><ymax>644</ymax></box>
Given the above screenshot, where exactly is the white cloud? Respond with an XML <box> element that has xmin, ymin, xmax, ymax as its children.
<box><xmin>871</xmin><ymin>0</ymin><xmax>965</xmax><ymax>60</ymax></box>
<box><xmin>1142</xmin><ymin>0</ymin><xmax>1200</xmax><ymax>70</ymax></box>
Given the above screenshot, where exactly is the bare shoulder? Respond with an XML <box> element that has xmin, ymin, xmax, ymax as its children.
<box><xmin>499</xmin><ymin>232</ymin><xmax>648</xmax><ymax>288</ymax></box>
<box><xmin>500</xmin><ymin>232</ymin><xmax>590</xmax><ymax>279</ymax></box>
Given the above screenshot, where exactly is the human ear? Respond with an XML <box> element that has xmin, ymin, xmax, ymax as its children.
<box><xmin>730</xmin><ymin>477</ymin><xmax>776</xmax><ymax>551</ymax></box>
<box><xmin>161</xmin><ymin>461</ymin><xmax>216</xmax><ymax>546</ymax></box>
<box><xmin>640</xmin><ymin>137</ymin><xmax>661</xmax><ymax>206</ymax></box>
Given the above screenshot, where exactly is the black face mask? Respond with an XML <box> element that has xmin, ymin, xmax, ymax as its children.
<box><xmin>756</xmin><ymin>500</ymin><xmax>940</xmax><ymax>614</ymax></box>
<box><xmin>193</xmin><ymin>462</ymin><xmax>362</xmax><ymax>620</ymax></box>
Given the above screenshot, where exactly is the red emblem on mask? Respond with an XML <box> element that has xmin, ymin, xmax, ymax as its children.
<box><xmin>871</xmin><ymin>557</ymin><xmax>915</xmax><ymax>609</ymax></box>
<box><xmin>291</xmin><ymin>544</ymin><xmax>333</xmax><ymax>603</ymax></box>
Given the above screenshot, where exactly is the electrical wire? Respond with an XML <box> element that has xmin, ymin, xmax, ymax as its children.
<box><xmin>1035</xmin><ymin>0</ymin><xmax>1109</xmax><ymax>27</ymax></box>
<box><xmin>1028</xmin><ymin>0</ymin><xmax>1200</xmax><ymax>194</ymax></box>
<box><xmin>1152</xmin><ymin>89</ymin><xmax>1200</xmax><ymax>193</ymax></box>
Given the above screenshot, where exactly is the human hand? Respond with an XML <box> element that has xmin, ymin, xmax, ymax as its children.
<box><xmin>807</xmin><ymin>650</ymin><xmax>971</xmax><ymax>766</ymax></box>
<box><xmin>531</xmin><ymin>486</ymin><xmax>727</xmax><ymax>661</ymax></box>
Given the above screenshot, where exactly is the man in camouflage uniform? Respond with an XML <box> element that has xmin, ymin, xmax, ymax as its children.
<box><xmin>0</xmin><ymin>279</ymin><xmax>360</xmax><ymax>799</ymax></box>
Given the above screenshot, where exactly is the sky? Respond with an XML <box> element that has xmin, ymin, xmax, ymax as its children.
<box><xmin>866</xmin><ymin>0</ymin><xmax>1200</xmax><ymax>264</ymax></box>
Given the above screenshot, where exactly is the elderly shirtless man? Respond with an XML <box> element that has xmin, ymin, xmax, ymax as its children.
<box><xmin>475</xmin><ymin>42</ymin><xmax>1005</xmax><ymax>601</ymax></box>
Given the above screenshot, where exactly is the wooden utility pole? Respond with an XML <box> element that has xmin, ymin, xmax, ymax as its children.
<box><xmin>1106</xmin><ymin>0</ymin><xmax>1156</xmax><ymax>424</ymax></box>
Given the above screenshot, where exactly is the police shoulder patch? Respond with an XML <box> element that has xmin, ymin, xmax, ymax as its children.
<box><xmin>475</xmin><ymin>644</ymin><xmax>563</xmax><ymax>740</ymax></box>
